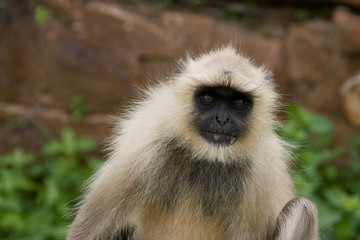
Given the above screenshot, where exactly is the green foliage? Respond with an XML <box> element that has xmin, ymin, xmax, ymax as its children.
<box><xmin>158</xmin><ymin>0</ymin><xmax>205</xmax><ymax>8</ymax></box>
<box><xmin>244</xmin><ymin>0</ymin><xmax>257</xmax><ymax>9</ymax></box>
<box><xmin>320</xmin><ymin>5</ymin><xmax>332</xmax><ymax>19</ymax></box>
<box><xmin>279</xmin><ymin>104</ymin><xmax>360</xmax><ymax>240</ymax></box>
<box><xmin>70</xmin><ymin>95</ymin><xmax>90</xmax><ymax>120</ymax></box>
<box><xmin>220</xmin><ymin>8</ymin><xmax>237</xmax><ymax>20</ymax></box>
<box><xmin>0</xmin><ymin>128</ymin><xmax>101</xmax><ymax>240</ymax></box>
<box><xmin>241</xmin><ymin>14</ymin><xmax>259</xmax><ymax>29</ymax></box>
<box><xmin>293</xmin><ymin>8</ymin><xmax>310</xmax><ymax>21</ymax></box>
<box><xmin>34</xmin><ymin>4</ymin><xmax>51</xmax><ymax>24</ymax></box>
<box><xmin>187</xmin><ymin>0</ymin><xmax>204</xmax><ymax>7</ymax></box>
<box><xmin>158</xmin><ymin>0</ymin><xmax>175</xmax><ymax>8</ymax></box>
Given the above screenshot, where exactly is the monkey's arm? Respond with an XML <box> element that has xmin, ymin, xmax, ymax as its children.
<box><xmin>272</xmin><ymin>197</ymin><xmax>319</xmax><ymax>240</ymax></box>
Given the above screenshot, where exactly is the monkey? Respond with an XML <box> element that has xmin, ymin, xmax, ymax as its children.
<box><xmin>67</xmin><ymin>46</ymin><xmax>318</xmax><ymax>240</ymax></box>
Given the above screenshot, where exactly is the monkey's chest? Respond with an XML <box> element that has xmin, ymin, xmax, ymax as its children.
<box><xmin>132</xmin><ymin>159</ymin><xmax>270</xmax><ymax>240</ymax></box>
<box><xmin>136</xmin><ymin>190</ymin><xmax>270</xmax><ymax>240</ymax></box>
<box><xmin>150</xmin><ymin>158</ymin><xmax>253</xmax><ymax>217</ymax></box>
<box><xmin>138</xmin><ymin>200</ymin><xmax>233</xmax><ymax>240</ymax></box>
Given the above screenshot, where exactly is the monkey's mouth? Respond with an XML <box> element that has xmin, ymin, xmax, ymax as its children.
<box><xmin>200</xmin><ymin>131</ymin><xmax>238</xmax><ymax>146</ymax></box>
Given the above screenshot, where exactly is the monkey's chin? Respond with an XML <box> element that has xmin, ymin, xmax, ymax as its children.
<box><xmin>200</xmin><ymin>131</ymin><xmax>238</xmax><ymax>147</ymax></box>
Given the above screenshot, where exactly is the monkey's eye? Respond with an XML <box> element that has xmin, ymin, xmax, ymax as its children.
<box><xmin>201</xmin><ymin>94</ymin><xmax>215</xmax><ymax>104</ymax></box>
<box><xmin>233</xmin><ymin>99</ymin><xmax>246</xmax><ymax>108</ymax></box>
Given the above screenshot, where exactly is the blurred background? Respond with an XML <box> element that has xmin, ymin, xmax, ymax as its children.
<box><xmin>0</xmin><ymin>0</ymin><xmax>359</xmax><ymax>239</ymax></box>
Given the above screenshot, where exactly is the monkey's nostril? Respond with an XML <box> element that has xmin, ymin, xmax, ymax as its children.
<box><xmin>216</xmin><ymin>116</ymin><xmax>230</xmax><ymax>126</ymax></box>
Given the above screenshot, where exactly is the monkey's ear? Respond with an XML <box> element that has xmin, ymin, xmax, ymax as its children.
<box><xmin>264</xmin><ymin>71</ymin><xmax>273</xmax><ymax>81</ymax></box>
<box><xmin>175</xmin><ymin>59</ymin><xmax>186</xmax><ymax>74</ymax></box>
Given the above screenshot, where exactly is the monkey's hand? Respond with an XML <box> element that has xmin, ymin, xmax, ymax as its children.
<box><xmin>272</xmin><ymin>197</ymin><xmax>318</xmax><ymax>240</ymax></box>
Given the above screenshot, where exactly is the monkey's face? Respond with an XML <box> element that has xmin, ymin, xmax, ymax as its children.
<box><xmin>193</xmin><ymin>86</ymin><xmax>253</xmax><ymax>147</ymax></box>
<box><xmin>172</xmin><ymin>47</ymin><xmax>278</xmax><ymax>160</ymax></box>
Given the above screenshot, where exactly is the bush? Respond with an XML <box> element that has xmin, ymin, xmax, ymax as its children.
<box><xmin>279</xmin><ymin>104</ymin><xmax>360</xmax><ymax>240</ymax></box>
<box><xmin>0</xmin><ymin>128</ymin><xmax>100</xmax><ymax>240</ymax></box>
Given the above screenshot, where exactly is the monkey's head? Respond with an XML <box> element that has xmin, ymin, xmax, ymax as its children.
<box><xmin>171</xmin><ymin>46</ymin><xmax>279</xmax><ymax>161</ymax></box>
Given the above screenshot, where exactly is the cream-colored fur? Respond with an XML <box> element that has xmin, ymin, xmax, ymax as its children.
<box><xmin>67</xmin><ymin>46</ymin><xmax>318</xmax><ymax>240</ymax></box>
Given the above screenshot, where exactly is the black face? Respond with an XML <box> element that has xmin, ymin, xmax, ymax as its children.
<box><xmin>193</xmin><ymin>86</ymin><xmax>253</xmax><ymax>146</ymax></box>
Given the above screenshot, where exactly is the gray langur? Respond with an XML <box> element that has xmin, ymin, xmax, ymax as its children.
<box><xmin>67</xmin><ymin>46</ymin><xmax>319</xmax><ymax>240</ymax></box>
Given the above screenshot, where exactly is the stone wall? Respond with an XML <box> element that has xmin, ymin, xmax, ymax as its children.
<box><xmin>1</xmin><ymin>0</ymin><xmax>360</xmax><ymax>153</ymax></box>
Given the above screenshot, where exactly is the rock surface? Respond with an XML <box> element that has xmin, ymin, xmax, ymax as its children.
<box><xmin>285</xmin><ymin>20</ymin><xmax>347</xmax><ymax>113</ymax></box>
<box><xmin>334</xmin><ymin>7</ymin><xmax>360</xmax><ymax>54</ymax></box>
<box><xmin>1</xmin><ymin>0</ymin><xmax>360</xmax><ymax>152</ymax></box>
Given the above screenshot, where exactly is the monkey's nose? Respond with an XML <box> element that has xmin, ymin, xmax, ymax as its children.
<box><xmin>215</xmin><ymin>115</ymin><xmax>230</xmax><ymax>126</ymax></box>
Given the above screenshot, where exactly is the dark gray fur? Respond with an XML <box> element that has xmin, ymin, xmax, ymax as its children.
<box><xmin>112</xmin><ymin>226</ymin><xmax>135</xmax><ymax>240</ymax></box>
<box><xmin>189</xmin><ymin>159</ymin><xmax>252</xmax><ymax>216</ymax></box>
<box><xmin>293</xmin><ymin>201</ymin><xmax>318</xmax><ymax>240</ymax></box>
<box><xmin>175</xmin><ymin>60</ymin><xmax>186</xmax><ymax>74</ymax></box>
<box><xmin>223</xmin><ymin>69</ymin><xmax>232</xmax><ymax>75</ymax></box>
<box><xmin>151</xmin><ymin>139</ymin><xmax>253</xmax><ymax>216</ymax></box>
<box><xmin>265</xmin><ymin>71</ymin><xmax>273</xmax><ymax>81</ymax></box>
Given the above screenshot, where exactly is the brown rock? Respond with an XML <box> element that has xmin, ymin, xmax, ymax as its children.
<box><xmin>2</xmin><ymin>0</ymin><xmax>360</xmax><ymax>154</ymax></box>
<box><xmin>286</xmin><ymin>20</ymin><xmax>343</xmax><ymax>83</ymax></box>
<box><xmin>9</xmin><ymin>1</ymin><xmax>185</xmax><ymax>114</ymax></box>
<box><xmin>160</xmin><ymin>11</ymin><xmax>216</xmax><ymax>50</ymax></box>
<box><xmin>340</xmin><ymin>72</ymin><xmax>360</xmax><ymax>127</ymax></box>
<box><xmin>333</xmin><ymin>7</ymin><xmax>360</xmax><ymax>55</ymax></box>
<box><xmin>84</xmin><ymin>1</ymin><xmax>182</xmax><ymax>88</ymax></box>
<box><xmin>160</xmin><ymin>11</ymin><xmax>282</xmax><ymax>70</ymax></box>
<box><xmin>235</xmin><ymin>29</ymin><xmax>282</xmax><ymax>71</ymax></box>
<box><xmin>341</xmin><ymin>0</ymin><xmax>360</xmax><ymax>8</ymax></box>
<box><xmin>285</xmin><ymin>20</ymin><xmax>347</xmax><ymax>112</ymax></box>
<box><xmin>0</xmin><ymin>101</ymin><xmax>111</xmax><ymax>153</ymax></box>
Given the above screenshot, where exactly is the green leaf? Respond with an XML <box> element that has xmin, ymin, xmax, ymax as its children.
<box><xmin>309</xmin><ymin>114</ymin><xmax>333</xmax><ymax>147</ymax></box>
<box><xmin>76</xmin><ymin>138</ymin><xmax>97</xmax><ymax>152</ymax></box>
<box><xmin>0</xmin><ymin>149</ymin><xmax>33</xmax><ymax>167</ymax></box>
<box><xmin>35</xmin><ymin>4</ymin><xmax>51</xmax><ymax>24</ymax></box>
<box><xmin>334</xmin><ymin>221</ymin><xmax>356</xmax><ymax>239</ymax></box>
<box><xmin>0</xmin><ymin>212</ymin><xmax>26</xmax><ymax>231</ymax></box>
<box><xmin>61</xmin><ymin>128</ymin><xmax>77</xmax><ymax>156</ymax></box>
<box><xmin>318</xmin><ymin>204</ymin><xmax>342</xmax><ymax>229</ymax></box>
<box><xmin>344</xmin><ymin>196</ymin><xmax>360</xmax><ymax>212</ymax></box>
<box><xmin>42</xmin><ymin>140</ymin><xmax>63</xmax><ymax>156</ymax></box>
<box><xmin>324</xmin><ymin>165</ymin><xmax>338</xmax><ymax>182</ymax></box>
<box><xmin>324</xmin><ymin>188</ymin><xmax>359</xmax><ymax>211</ymax></box>
<box><xmin>0</xmin><ymin>127</ymin><xmax>100</xmax><ymax>239</ymax></box>
<box><xmin>310</xmin><ymin>114</ymin><xmax>333</xmax><ymax>134</ymax></box>
<box><xmin>282</xmin><ymin>104</ymin><xmax>360</xmax><ymax>238</ymax></box>
<box><xmin>11</xmin><ymin>149</ymin><xmax>34</xmax><ymax>167</ymax></box>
